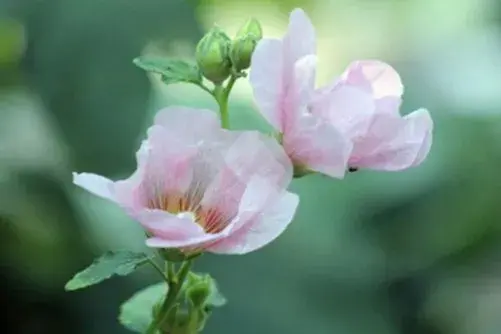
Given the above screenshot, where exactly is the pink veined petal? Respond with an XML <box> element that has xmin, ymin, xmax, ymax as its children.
<box><xmin>200</xmin><ymin>165</ymin><xmax>246</xmax><ymax>225</ymax></box>
<box><xmin>311</xmin><ymin>83</ymin><xmax>375</xmax><ymax>140</ymax></box>
<box><xmin>343</xmin><ymin>60</ymin><xmax>404</xmax><ymax>99</ymax></box>
<box><xmin>284</xmin><ymin>112</ymin><xmax>352</xmax><ymax>178</ymax></box>
<box><xmin>350</xmin><ymin>108</ymin><xmax>433</xmax><ymax>171</ymax></box>
<box><xmin>283</xmin><ymin>8</ymin><xmax>316</xmax><ymax>68</ymax></box>
<box><xmin>141</xmin><ymin>125</ymin><xmax>197</xmax><ymax>199</ymax></box>
<box><xmin>138</xmin><ymin>209</ymin><xmax>227</xmax><ymax>249</ymax></box>
<box><xmin>249</xmin><ymin>38</ymin><xmax>285</xmax><ymax>131</ymax></box>
<box><xmin>72</xmin><ymin>172</ymin><xmax>116</xmax><ymax>202</ymax></box>
<box><xmin>154</xmin><ymin>106</ymin><xmax>221</xmax><ymax>143</ymax></box>
<box><xmin>208</xmin><ymin>185</ymin><xmax>299</xmax><ymax>255</ymax></box>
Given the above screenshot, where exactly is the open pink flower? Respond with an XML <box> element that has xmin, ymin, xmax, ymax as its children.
<box><xmin>250</xmin><ymin>8</ymin><xmax>433</xmax><ymax>175</ymax></box>
<box><xmin>249</xmin><ymin>8</ymin><xmax>373</xmax><ymax>178</ymax></box>
<box><xmin>73</xmin><ymin>107</ymin><xmax>298</xmax><ymax>255</ymax></box>
<box><xmin>311</xmin><ymin>60</ymin><xmax>433</xmax><ymax>171</ymax></box>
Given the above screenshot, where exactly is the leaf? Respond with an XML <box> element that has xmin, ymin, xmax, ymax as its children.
<box><xmin>64</xmin><ymin>251</ymin><xmax>149</xmax><ymax>291</ymax></box>
<box><xmin>133</xmin><ymin>56</ymin><xmax>202</xmax><ymax>86</ymax></box>
<box><xmin>119</xmin><ymin>282</ymin><xmax>167</xmax><ymax>333</ymax></box>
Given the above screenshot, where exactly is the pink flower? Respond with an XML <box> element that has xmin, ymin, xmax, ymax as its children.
<box><xmin>249</xmin><ymin>8</ymin><xmax>373</xmax><ymax>178</ymax></box>
<box><xmin>311</xmin><ymin>60</ymin><xmax>434</xmax><ymax>171</ymax></box>
<box><xmin>250</xmin><ymin>8</ymin><xmax>433</xmax><ymax>175</ymax></box>
<box><xmin>73</xmin><ymin>107</ymin><xmax>298</xmax><ymax>255</ymax></box>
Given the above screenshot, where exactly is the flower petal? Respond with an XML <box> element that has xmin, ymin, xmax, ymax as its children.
<box><xmin>114</xmin><ymin>140</ymin><xmax>150</xmax><ymax>211</ymax></box>
<box><xmin>154</xmin><ymin>106</ymin><xmax>221</xmax><ymax>143</ymax></box>
<box><xmin>223</xmin><ymin>131</ymin><xmax>292</xmax><ymax>189</ymax></box>
<box><xmin>342</xmin><ymin>60</ymin><xmax>403</xmax><ymax>99</ymax></box>
<box><xmin>284</xmin><ymin>112</ymin><xmax>352</xmax><ymax>178</ymax></box>
<box><xmin>249</xmin><ymin>38</ymin><xmax>285</xmax><ymax>131</ymax></box>
<box><xmin>311</xmin><ymin>83</ymin><xmax>375</xmax><ymax>140</ymax></box>
<box><xmin>207</xmin><ymin>177</ymin><xmax>299</xmax><ymax>254</ymax></box>
<box><xmin>140</xmin><ymin>124</ymin><xmax>197</xmax><ymax>198</ymax></box>
<box><xmin>72</xmin><ymin>172</ymin><xmax>116</xmax><ymax>202</ymax></box>
<box><xmin>283</xmin><ymin>54</ymin><xmax>317</xmax><ymax>125</ymax></box>
<box><xmin>350</xmin><ymin>108</ymin><xmax>433</xmax><ymax>170</ymax></box>
<box><xmin>283</xmin><ymin>8</ymin><xmax>316</xmax><ymax>67</ymax></box>
<box><xmin>138</xmin><ymin>209</ymin><xmax>226</xmax><ymax>249</ymax></box>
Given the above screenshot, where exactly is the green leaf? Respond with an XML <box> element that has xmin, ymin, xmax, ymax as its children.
<box><xmin>133</xmin><ymin>56</ymin><xmax>202</xmax><ymax>86</ymax></box>
<box><xmin>119</xmin><ymin>282</ymin><xmax>167</xmax><ymax>333</ymax></box>
<box><xmin>64</xmin><ymin>251</ymin><xmax>149</xmax><ymax>291</ymax></box>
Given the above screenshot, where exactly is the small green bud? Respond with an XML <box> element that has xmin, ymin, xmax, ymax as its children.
<box><xmin>235</xmin><ymin>18</ymin><xmax>263</xmax><ymax>40</ymax></box>
<box><xmin>195</xmin><ymin>27</ymin><xmax>232</xmax><ymax>84</ymax></box>
<box><xmin>230</xmin><ymin>35</ymin><xmax>258</xmax><ymax>71</ymax></box>
<box><xmin>186</xmin><ymin>280</ymin><xmax>211</xmax><ymax>308</ymax></box>
<box><xmin>230</xmin><ymin>18</ymin><xmax>263</xmax><ymax>71</ymax></box>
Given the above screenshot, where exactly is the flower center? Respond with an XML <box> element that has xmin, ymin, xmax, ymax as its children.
<box><xmin>148</xmin><ymin>193</ymin><xmax>227</xmax><ymax>234</ymax></box>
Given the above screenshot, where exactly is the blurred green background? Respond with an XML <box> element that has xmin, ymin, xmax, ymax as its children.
<box><xmin>2</xmin><ymin>0</ymin><xmax>501</xmax><ymax>333</ymax></box>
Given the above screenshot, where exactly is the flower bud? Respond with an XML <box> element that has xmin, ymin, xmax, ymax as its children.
<box><xmin>195</xmin><ymin>27</ymin><xmax>232</xmax><ymax>84</ymax></box>
<box><xmin>230</xmin><ymin>35</ymin><xmax>258</xmax><ymax>71</ymax></box>
<box><xmin>235</xmin><ymin>18</ymin><xmax>263</xmax><ymax>40</ymax></box>
<box><xmin>230</xmin><ymin>18</ymin><xmax>263</xmax><ymax>71</ymax></box>
<box><xmin>186</xmin><ymin>281</ymin><xmax>211</xmax><ymax>308</ymax></box>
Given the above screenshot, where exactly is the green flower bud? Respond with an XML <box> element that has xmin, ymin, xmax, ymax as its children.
<box><xmin>235</xmin><ymin>18</ymin><xmax>263</xmax><ymax>40</ymax></box>
<box><xmin>230</xmin><ymin>18</ymin><xmax>263</xmax><ymax>71</ymax></box>
<box><xmin>230</xmin><ymin>35</ymin><xmax>259</xmax><ymax>71</ymax></box>
<box><xmin>195</xmin><ymin>27</ymin><xmax>232</xmax><ymax>84</ymax></box>
<box><xmin>186</xmin><ymin>281</ymin><xmax>211</xmax><ymax>308</ymax></box>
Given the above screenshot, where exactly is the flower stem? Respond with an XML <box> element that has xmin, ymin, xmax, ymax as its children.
<box><xmin>145</xmin><ymin>259</ymin><xmax>194</xmax><ymax>334</ymax></box>
<box><xmin>215</xmin><ymin>74</ymin><xmax>238</xmax><ymax>129</ymax></box>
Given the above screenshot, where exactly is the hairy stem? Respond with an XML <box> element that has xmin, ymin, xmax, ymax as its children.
<box><xmin>145</xmin><ymin>260</ymin><xmax>194</xmax><ymax>334</ymax></box>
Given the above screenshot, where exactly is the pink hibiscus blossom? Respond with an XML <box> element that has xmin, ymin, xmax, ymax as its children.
<box><xmin>249</xmin><ymin>8</ymin><xmax>433</xmax><ymax>175</ymax></box>
<box><xmin>73</xmin><ymin>107</ymin><xmax>299</xmax><ymax>255</ymax></box>
<box><xmin>311</xmin><ymin>60</ymin><xmax>434</xmax><ymax>171</ymax></box>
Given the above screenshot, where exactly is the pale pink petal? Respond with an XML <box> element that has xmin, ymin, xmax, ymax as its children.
<box><xmin>140</xmin><ymin>125</ymin><xmax>197</xmax><ymax>198</ymax></box>
<box><xmin>404</xmin><ymin>109</ymin><xmax>433</xmax><ymax>167</ymax></box>
<box><xmin>283</xmin><ymin>8</ymin><xmax>316</xmax><ymax>67</ymax></box>
<box><xmin>282</xmin><ymin>54</ymin><xmax>317</xmax><ymax>129</ymax></box>
<box><xmin>375</xmin><ymin>96</ymin><xmax>402</xmax><ymax>115</ymax></box>
<box><xmin>342</xmin><ymin>60</ymin><xmax>403</xmax><ymax>99</ymax></box>
<box><xmin>311</xmin><ymin>83</ymin><xmax>375</xmax><ymax>140</ymax></box>
<box><xmin>201</xmin><ymin>165</ymin><xmax>246</xmax><ymax>224</ymax></box>
<box><xmin>72</xmin><ymin>172</ymin><xmax>115</xmax><ymax>202</ymax></box>
<box><xmin>223</xmin><ymin>131</ymin><xmax>292</xmax><ymax>189</ymax></box>
<box><xmin>208</xmin><ymin>178</ymin><xmax>299</xmax><ymax>254</ymax></box>
<box><xmin>138</xmin><ymin>209</ymin><xmax>227</xmax><ymax>248</ymax></box>
<box><xmin>114</xmin><ymin>140</ymin><xmax>150</xmax><ymax>211</ymax></box>
<box><xmin>350</xmin><ymin>108</ymin><xmax>433</xmax><ymax>171</ymax></box>
<box><xmin>249</xmin><ymin>39</ymin><xmax>285</xmax><ymax>131</ymax></box>
<box><xmin>284</xmin><ymin>112</ymin><xmax>352</xmax><ymax>178</ymax></box>
<box><xmin>154</xmin><ymin>106</ymin><xmax>221</xmax><ymax>143</ymax></box>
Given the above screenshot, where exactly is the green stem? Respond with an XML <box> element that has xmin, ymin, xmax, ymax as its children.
<box><xmin>215</xmin><ymin>75</ymin><xmax>238</xmax><ymax>129</ymax></box>
<box><xmin>145</xmin><ymin>260</ymin><xmax>194</xmax><ymax>334</ymax></box>
<box><xmin>147</xmin><ymin>257</ymin><xmax>170</xmax><ymax>283</ymax></box>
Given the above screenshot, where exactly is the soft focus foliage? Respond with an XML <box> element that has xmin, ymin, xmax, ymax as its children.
<box><xmin>2</xmin><ymin>0</ymin><xmax>501</xmax><ymax>333</ymax></box>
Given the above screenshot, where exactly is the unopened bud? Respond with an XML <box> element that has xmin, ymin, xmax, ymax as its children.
<box><xmin>230</xmin><ymin>35</ymin><xmax>258</xmax><ymax>71</ymax></box>
<box><xmin>195</xmin><ymin>27</ymin><xmax>232</xmax><ymax>84</ymax></box>
<box><xmin>186</xmin><ymin>279</ymin><xmax>211</xmax><ymax>308</ymax></box>
<box><xmin>235</xmin><ymin>18</ymin><xmax>263</xmax><ymax>40</ymax></box>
